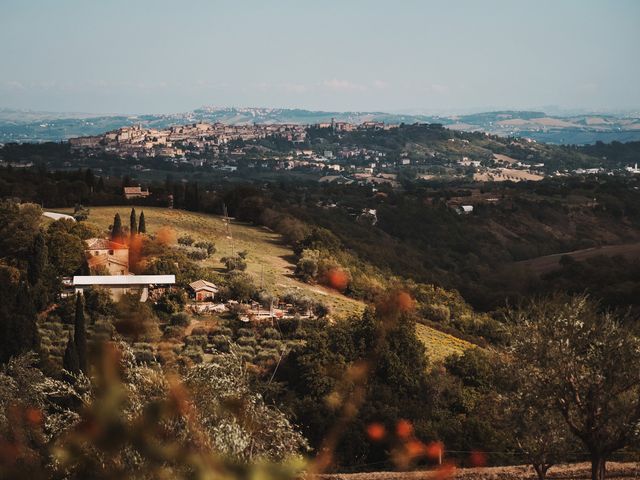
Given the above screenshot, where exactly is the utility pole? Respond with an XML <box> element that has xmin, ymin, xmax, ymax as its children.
<box><xmin>223</xmin><ymin>203</ymin><xmax>234</xmax><ymax>256</ymax></box>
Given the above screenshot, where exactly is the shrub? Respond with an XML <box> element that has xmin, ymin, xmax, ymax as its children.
<box><xmin>262</xmin><ymin>327</ymin><xmax>281</xmax><ymax>340</ymax></box>
<box><xmin>422</xmin><ymin>303</ymin><xmax>451</xmax><ymax>323</ymax></box>
<box><xmin>210</xmin><ymin>334</ymin><xmax>231</xmax><ymax>352</ymax></box>
<box><xmin>191</xmin><ymin>326</ymin><xmax>207</xmax><ymax>336</ymax></box>
<box><xmin>237</xmin><ymin>328</ymin><xmax>255</xmax><ymax>338</ymax></box>
<box><xmin>178</xmin><ymin>235</ymin><xmax>194</xmax><ymax>246</ymax></box>
<box><xmin>236</xmin><ymin>336</ymin><xmax>257</xmax><ymax>348</ymax></box>
<box><xmin>93</xmin><ymin>319</ymin><xmax>115</xmax><ymax>337</ymax></box>
<box><xmin>238</xmin><ymin>351</ymin><xmax>254</xmax><ymax>364</ymax></box>
<box><xmin>282</xmin><ymin>291</ymin><xmax>312</xmax><ymax>313</ymax></box>
<box><xmin>286</xmin><ymin>339</ymin><xmax>306</xmax><ymax>350</ymax></box>
<box><xmin>170</xmin><ymin>312</ymin><xmax>191</xmax><ymax>327</ymax></box>
<box><xmin>235</xmin><ymin>345</ymin><xmax>255</xmax><ymax>358</ymax></box>
<box><xmin>187</xmin><ymin>249</ymin><xmax>209</xmax><ymax>261</ymax></box>
<box><xmin>134</xmin><ymin>348</ymin><xmax>156</xmax><ymax>365</ymax></box>
<box><xmin>182</xmin><ymin>345</ymin><xmax>204</xmax><ymax>363</ymax></box>
<box><xmin>254</xmin><ymin>349</ymin><xmax>279</xmax><ymax>365</ymax></box>
<box><xmin>184</xmin><ymin>335</ymin><xmax>208</xmax><ymax>348</ymax></box>
<box><xmin>216</xmin><ymin>326</ymin><xmax>233</xmax><ymax>337</ymax></box>
<box><xmin>278</xmin><ymin>317</ymin><xmax>301</xmax><ymax>334</ymax></box>
<box><xmin>224</xmin><ymin>272</ymin><xmax>257</xmax><ymax>302</ymax></box>
<box><xmin>260</xmin><ymin>338</ymin><xmax>282</xmax><ymax>350</ymax></box>
<box><xmin>84</xmin><ymin>287</ymin><xmax>116</xmax><ymax>318</ymax></box>
<box><xmin>221</xmin><ymin>255</ymin><xmax>247</xmax><ymax>272</ymax></box>
<box><xmin>194</xmin><ymin>241</ymin><xmax>216</xmax><ymax>255</ymax></box>
<box><xmin>295</xmin><ymin>249</ymin><xmax>319</xmax><ymax>281</ymax></box>
<box><xmin>312</xmin><ymin>302</ymin><xmax>330</xmax><ymax>318</ymax></box>
<box><xmin>163</xmin><ymin>325</ymin><xmax>183</xmax><ymax>339</ymax></box>
<box><xmin>257</xmin><ymin>290</ymin><xmax>277</xmax><ymax>308</ymax></box>
<box><xmin>155</xmin><ymin>291</ymin><xmax>187</xmax><ymax>315</ymax></box>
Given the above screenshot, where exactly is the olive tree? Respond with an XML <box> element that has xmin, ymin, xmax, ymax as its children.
<box><xmin>503</xmin><ymin>368</ymin><xmax>574</xmax><ymax>480</ymax></box>
<box><xmin>509</xmin><ymin>295</ymin><xmax>640</xmax><ymax>480</ymax></box>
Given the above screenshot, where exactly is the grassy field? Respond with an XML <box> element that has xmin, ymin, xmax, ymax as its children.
<box><xmin>61</xmin><ymin>206</ymin><xmax>365</xmax><ymax>320</ymax></box>
<box><xmin>415</xmin><ymin>323</ymin><xmax>474</xmax><ymax>364</ymax></box>
<box><xmin>57</xmin><ymin>206</ymin><xmax>474</xmax><ymax>362</ymax></box>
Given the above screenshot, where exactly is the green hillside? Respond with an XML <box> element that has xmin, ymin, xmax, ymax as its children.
<box><xmin>62</xmin><ymin>206</ymin><xmax>364</xmax><ymax>319</ymax></box>
<box><xmin>61</xmin><ymin>206</ymin><xmax>474</xmax><ymax>362</ymax></box>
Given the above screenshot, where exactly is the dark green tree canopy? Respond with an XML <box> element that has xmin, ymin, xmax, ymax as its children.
<box><xmin>28</xmin><ymin>232</ymin><xmax>48</xmax><ymax>285</ymax></box>
<box><xmin>138</xmin><ymin>211</ymin><xmax>146</xmax><ymax>234</ymax></box>
<box><xmin>74</xmin><ymin>293</ymin><xmax>87</xmax><ymax>373</ymax></box>
<box><xmin>130</xmin><ymin>208</ymin><xmax>137</xmax><ymax>237</ymax></box>
<box><xmin>63</xmin><ymin>332</ymin><xmax>80</xmax><ymax>374</ymax></box>
<box><xmin>111</xmin><ymin>213</ymin><xmax>123</xmax><ymax>241</ymax></box>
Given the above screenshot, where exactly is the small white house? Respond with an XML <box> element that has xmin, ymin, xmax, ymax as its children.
<box><xmin>456</xmin><ymin>205</ymin><xmax>474</xmax><ymax>215</ymax></box>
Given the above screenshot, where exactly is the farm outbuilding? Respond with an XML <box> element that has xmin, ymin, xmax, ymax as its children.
<box><xmin>189</xmin><ymin>279</ymin><xmax>219</xmax><ymax>302</ymax></box>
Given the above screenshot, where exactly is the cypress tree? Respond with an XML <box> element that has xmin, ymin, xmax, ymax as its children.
<box><xmin>138</xmin><ymin>211</ymin><xmax>146</xmax><ymax>234</ymax></box>
<box><xmin>97</xmin><ymin>176</ymin><xmax>105</xmax><ymax>192</ymax></box>
<box><xmin>84</xmin><ymin>169</ymin><xmax>95</xmax><ymax>189</ymax></box>
<box><xmin>74</xmin><ymin>293</ymin><xmax>87</xmax><ymax>373</ymax></box>
<box><xmin>63</xmin><ymin>332</ymin><xmax>80</xmax><ymax>373</ymax></box>
<box><xmin>2</xmin><ymin>283</ymin><xmax>41</xmax><ymax>363</ymax></box>
<box><xmin>28</xmin><ymin>233</ymin><xmax>48</xmax><ymax>285</ymax></box>
<box><xmin>111</xmin><ymin>213</ymin><xmax>122</xmax><ymax>240</ymax></box>
<box><xmin>130</xmin><ymin>208</ymin><xmax>137</xmax><ymax>237</ymax></box>
<box><xmin>79</xmin><ymin>258</ymin><xmax>91</xmax><ymax>276</ymax></box>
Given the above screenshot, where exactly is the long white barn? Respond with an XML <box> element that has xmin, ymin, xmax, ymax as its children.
<box><xmin>73</xmin><ymin>275</ymin><xmax>175</xmax><ymax>301</ymax></box>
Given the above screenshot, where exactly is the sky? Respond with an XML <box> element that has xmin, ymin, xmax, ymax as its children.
<box><xmin>1</xmin><ymin>0</ymin><xmax>639</xmax><ymax>115</ymax></box>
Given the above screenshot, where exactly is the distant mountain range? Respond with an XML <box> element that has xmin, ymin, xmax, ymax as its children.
<box><xmin>1</xmin><ymin>106</ymin><xmax>639</xmax><ymax>145</ymax></box>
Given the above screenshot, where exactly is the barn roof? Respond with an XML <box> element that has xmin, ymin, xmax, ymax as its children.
<box><xmin>85</xmin><ymin>238</ymin><xmax>128</xmax><ymax>250</ymax></box>
<box><xmin>42</xmin><ymin>212</ymin><xmax>76</xmax><ymax>222</ymax></box>
<box><xmin>189</xmin><ymin>279</ymin><xmax>219</xmax><ymax>293</ymax></box>
<box><xmin>73</xmin><ymin>275</ymin><xmax>175</xmax><ymax>286</ymax></box>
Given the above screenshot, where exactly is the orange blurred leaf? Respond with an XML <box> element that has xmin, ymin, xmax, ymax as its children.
<box><xmin>395</xmin><ymin>419</ymin><xmax>413</xmax><ymax>439</ymax></box>
<box><xmin>366</xmin><ymin>423</ymin><xmax>386</xmax><ymax>442</ymax></box>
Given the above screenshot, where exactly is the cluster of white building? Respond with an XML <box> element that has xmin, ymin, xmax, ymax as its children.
<box><xmin>69</xmin><ymin>122</ymin><xmax>307</xmax><ymax>159</ymax></box>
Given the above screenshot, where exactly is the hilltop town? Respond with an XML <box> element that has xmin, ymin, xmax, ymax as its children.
<box><xmin>61</xmin><ymin>120</ymin><xmax>640</xmax><ymax>189</ymax></box>
<box><xmin>69</xmin><ymin>121</ymin><xmax>309</xmax><ymax>158</ymax></box>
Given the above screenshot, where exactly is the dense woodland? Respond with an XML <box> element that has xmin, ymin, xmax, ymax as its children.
<box><xmin>1</xmin><ymin>137</ymin><xmax>640</xmax><ymax>480</ymax></box>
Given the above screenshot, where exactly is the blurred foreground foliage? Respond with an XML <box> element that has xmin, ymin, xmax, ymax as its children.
<box><xmin>0</xmin><ymin>342</ymin><xmax>307</xmax><ymax>480</ymax></box>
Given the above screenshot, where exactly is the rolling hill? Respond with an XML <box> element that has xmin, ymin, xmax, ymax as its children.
<box><xmin>3</xmin><ymin>106</ymin><xmax>640</xmax><ymax>144</ymax></box>
<box><xmin>57</xmin><ymin>206</ymin><xmax>474</xmax><ymax>362</ymax></box>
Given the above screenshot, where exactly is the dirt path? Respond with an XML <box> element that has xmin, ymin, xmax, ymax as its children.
<box><xmin>315</xmin><ymin>462</ymin><xmax>640</xmax><ymax>479</ymax></box>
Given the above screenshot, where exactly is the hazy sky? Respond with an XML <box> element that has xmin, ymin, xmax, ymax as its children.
<box><xmin>1</xmin><ymin>0</ymin><xmax>639</xmax><ymax>114</ymax></box>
